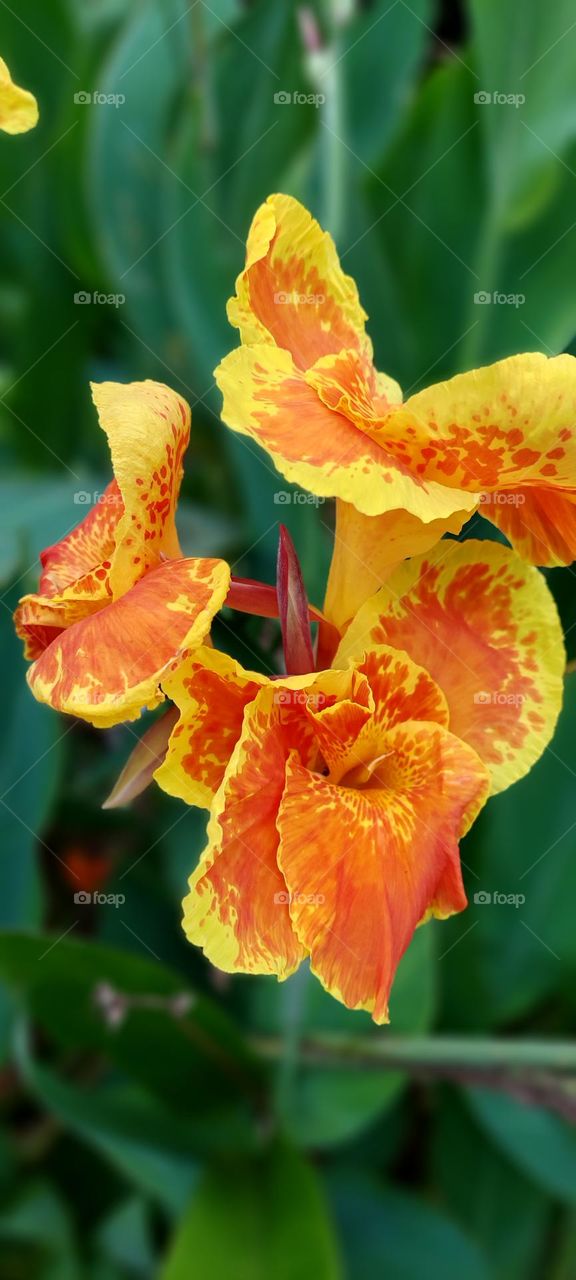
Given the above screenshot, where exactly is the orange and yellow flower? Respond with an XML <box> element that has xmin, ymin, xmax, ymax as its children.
<box><xmin>153</xmin><ymin>536</ymin><xmax>563</xmax><ymax>1020</ymax></box>
<box><xmin>158</xmin><ymin>645</ymin><xmax>489</xmax><ymax>1023</ymax></box>
<box><xmin>0</xmin><ymin>57</ymin><xmax>38</xmax><ymax>134</ymax></box>
<box><xmin>14</xmin><ymin>381</ymin><xmax>230</xmax><ymax>726</ymax></box>
<box><xmin>215</xmin><ymin>193</ymin><xmax>576</xmax><ymax>572</ymax></box>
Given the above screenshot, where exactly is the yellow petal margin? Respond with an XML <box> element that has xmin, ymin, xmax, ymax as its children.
<box><xmin>336</xmin><ymin>539</ymin><xmax>565</xmax><ymax>794</ymax></box>
<box><xmin>0</xmin><ymin>58</ymin><xmax>38</xmax><ymax>134</ymax></box>
<box><xmin>90</xmin><ymin>380</ymin><xmax>191</xmax><ymax>597</ymax></box>
<box><xmin>27</xmin><ymin>557</ymin><xmax>230</xmax><ymax>727</ymax></box>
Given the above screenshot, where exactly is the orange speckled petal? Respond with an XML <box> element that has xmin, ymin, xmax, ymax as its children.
<box><xmin>215</xmin><ymin>343</ymin><xmax>477</xmax><ymax>521</ymax></box>
<box><xmin>0</xmin><ymin>58</ymin><xmax>38</xmax><ymax>134</ymax></box>
<box><xmin>227</xmin><ymin>193</ymin><xmax>371</xmax><ymax>370</ymax></box>
<box><xmin>484</xmin><ymin>487</ymin><xmax>576</xmax><ymax>567</ymax></box>
<box><xmin>38</xmin><ymin>481</ymin><xmax>124</xmax><ymax>596</ymax></box>
<box><xmin>90</xmin><ymin>380</ymin><xmax>191</xmax><ymax>597</ymax></box>
<box><xmin>377</xmin><ymin>353</ymin><xmax>576</xmax><ymax>495</ymax></box>
<box><xmin>26</xmin><ymin>557</ymin><xmax>230</xmax><ymax>727</ymax></box>
<box><xmin>323</xmin><ymin>498</ymin><xmax>472</xmax><ymax>629</ymax></box>
<box><xmin>181</xmin><ymin>684</ymin><xmax>315</xmax><ymax>978</ymax></box>
<box><xmin>306</xmin><ymin>347</ymin><xmax>402</xmax><ymax>430</ymax></box>
<box><xmin>277</xmin><ymin>723</ymin><xmax>489</xmax><ymax>1023</ymax></box>
<box><xmin>337</xmin><ymin>539</ymin><xmax>564</xmax><ymax>794</ymax></box>
<box><xmin>155</xmin><ymin>647</ymin><xmax>270</xmax><ymax>808</ymax></box>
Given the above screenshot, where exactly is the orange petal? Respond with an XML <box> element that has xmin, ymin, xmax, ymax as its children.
<box><xmin>90</xmin><ymin>380</ymin><xmax>191</xmax><ymax>597</ymax></box>
<box><xmin>484</xmin><ymin>487</ymin><xmax>576</xmax><ymax>567</ymax></box>
<box><xmin>15</xmin><ymin>481</ymin><xmax>125</xmax><ymax>658</ymax></box>
<box><xmin>182</xmin><ymin>685</ymin><xmax>315</xmax><ymax>977</ymax></box>
<box><xmin>215</xmin><ymin>343</ymin><xmax>476</xmax><ymax>521</ymax></box>
<box><xmin>323</xmin><ymin>498</ymin><xmax>471</xmax><ymax>630</ymax></box>
<box><xmin>155</xmin><ymin>647</ymin><xmax>269</xmax><ymax>809</ymax></box>
<box><xmin>277</xmin><ymin>722</ymin><xmax>489</xmax><ymax>1023</ymax></box>
<box><xmin>0</xmin><ymin>58</ymin><xmax>38</xmax><ymax>134</ymax></box>
<box><xmin>378</xmin><ymin>352</ymin><xmax>576</xmax><ymax>495</ymax></box>
<box><xmin>26</xmin><ymin>557</ymin><xmax>230</xmax><ymax>727</ymax></box>
<box><xmin>39</xmin><ymin>480</ymin><xmax>123</xmax><ymax>596</ymax></box>
<box><xmin>337</xmin><ymin>540</ymin><xmax>564</xmax><ymax>794</ymax></box>
<box><xmin>227</xmin><ymin>193</ymin><xmax>372</xmax><ymax>370</ymax></box>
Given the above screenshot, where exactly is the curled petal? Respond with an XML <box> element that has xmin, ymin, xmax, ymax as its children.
<box><xmin>182</xmin><ymin>685</ymin><xmax>315</xmax><ymax>977</ymax></box>
<box><xmin>39</xmin><ymin>480</ymin><xmax>123</xmax><ymax>596</ymax></box>
<box><xmin>0</xmin><ymin>58</ymin><xmax>38</xmax><ymax>134</ymax></box>
<box><xmin>26</xmin><ymin>557</ymin><xmax>230</xmax><ymax>726</ymax></box>
<box><xmin>277</xmin><ymin>724</ymin><xmax>489</xmax><ymax>1023</ymax></box>
<box><xmin>227</xmin><ymin>193</ymin><xmax>371</xmax><ymax>370</ymax></box>
<box><xmin>215</xmin><ymin>344</ymin><xmax>476</xmax><ymax>521</ymax></box>
<box><xmin>156</xmin><ymin>648</ymin><xmax>269</xmax><ymax>808</ymax></box>
<box><xmin>90</xmin><ymin>380</ymin><xmax>191</xmax><ymax>596</ymax></box>
<box><xmin>337</xmin><ymin>540</ymin><xmax>565</xmax><ymax>794</ymax></box>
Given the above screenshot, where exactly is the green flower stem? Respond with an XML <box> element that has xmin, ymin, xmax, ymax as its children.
<box><xmin>253</xmin><ymin>1034</ymin><xmax>576</xmax><ymax>1074</ymax></box>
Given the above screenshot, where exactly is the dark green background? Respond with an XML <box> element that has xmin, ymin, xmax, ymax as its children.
<box><xmin>2</xmin><ymin>1</ymin><xmax>576</xmax><ymax>1276</ymax></box>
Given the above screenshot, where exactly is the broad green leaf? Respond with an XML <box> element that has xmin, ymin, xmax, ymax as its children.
<box><xmin>432</xmin><ymin>1088</ymin><xmax>551</xmax><ymax>1280</ymax></box>
<box><xmin>328</xmin><ymin>1173</ymin><xmax>489</xmax><ymax>1280</ymax></box>
<box><xmin>446</xmin><ymin>675</ymin><xmax>576</xmax><ymax>1024</ymax></box>
<box><xmin>0</xmin><ymin>596</ymin><xmax>64</xmax><ymax>928</ymax></box>
<box><xmin>96</xmin><ymin>1197</ymin><xmax>155</xmax><ymax>1279</ymax></box>
<box><xmin>469</xmin><ymin>0</ymin><xmax>576</xmax><ymax>222</ymax></box>
<box><xmin>0</xmin><ymin>1182</ymin><xmax>78</xmax><ymax>1280</ymax></box>
<box><xmin>0</xmin><ymin>930</ymin><xmax>259</xmax><ymax>1113</ymax></box>
<box><xmin>243</xmin><ymin>925</ymin><xmax>436</xmax><ymax>1147</ymax></box>
<box><xmin>161</xmin><ymin>1142</ymin><xmax>341</xmax><ymax>1280</ymax></box>
<box><xmin>466</xmin><ymin>1087</ymin><xmax>576</xmax><ymax>1203</ymax></box>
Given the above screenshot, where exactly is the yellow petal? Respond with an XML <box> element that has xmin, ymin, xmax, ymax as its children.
<box><xmin>337</xmin><ymin>539</ymin><xmax>565</xmax><ymax>794</ymax></box>
<box><xmin>90</xmin><ymin>380</ymin><xmax>191</xmax><ymax>597</ymax></box>
<box><xmin>0</xmin><ymin>57</ymin><xmax>38</xmax><ymax>134</ymax></box>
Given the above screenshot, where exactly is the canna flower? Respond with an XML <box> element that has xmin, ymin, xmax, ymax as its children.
<box><xmin>14</xmin><ymin>381</ymin><xmax>230</xmax><ymax>726</ymax></box>
<box><xmin>0</xmin><ymin>57</ymin><xmax>38</xmax><ymax>133</ymax></box>
<box><xmin>153</xmin><ymin>537</ymin><xmax>563</xmax><ymax>1020</ymax></box>
<box><xmin>215</xmin><ymin>193</ymin><xmax>576</xmax><ymax>587</ymax></box>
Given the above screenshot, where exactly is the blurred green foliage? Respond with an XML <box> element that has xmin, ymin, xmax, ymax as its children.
<box><xmin>2</xmin><ymin>0</ymin><xmax>576</xmax><ymax>1275</ymax></box>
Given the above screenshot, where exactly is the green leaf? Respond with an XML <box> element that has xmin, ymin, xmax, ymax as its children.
<box><xmin>469</xmin><ymin>0</ymin><xmax>576</xmax><ymax>223</ymax></box>
<box><xmin>432</xmin><ymin>1088</ymin><xmax>551</xmax><ymax>1280</ymax></box>
<box><xmin>0</xmin><ymin>1181</ymin><xmax>79</xmax><ymax>1280</ymax></box>
<box><xmin>466</xmin><ymin>1087</ymin><xmax>576</xmax><ymax>1204</ymax></box>
<box><xmin>14</xmin><ymin>1021</ymin><xmax>201</xmax><ymax>1214</ymax></box>
<box><xmin>451</xmin><ymin>675</ymin><xmax>576</xmax><ymax>1024</ymax></box>
<box><xmin>0</xmin><ymin>594</ymin><xmax>64</xmax><ymax>929</ymax></box>
<box><xmin>328</xmin><ymin>1173</ymin><xmax>489</xmax><ymax>1280</ymax></box>
<box><xmin>96</xmin><ymin>1197</ymin><xmax>155</xmax><ymax>1279</ymax></box>
<box><xmin>161</xmin><ymin>1142</ymin><xmax>341</xmax><ymax>1280</ymax></box>
<box><xmin>0</xmin><ymin>930</ymin><xmax>259</xmax><ymax>1114</ymax></box>
<box><xmin>243</xmin><ymin>925</ymin><xmax>436</xmax><ymax>1147</ymax></box>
